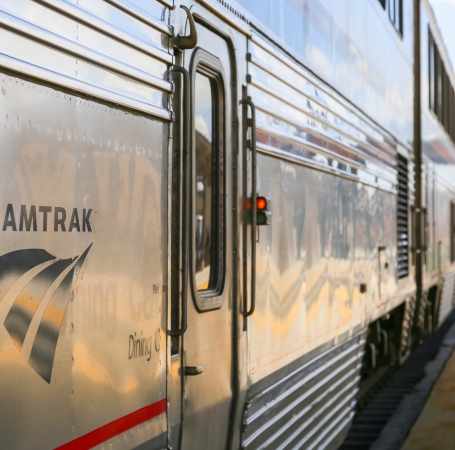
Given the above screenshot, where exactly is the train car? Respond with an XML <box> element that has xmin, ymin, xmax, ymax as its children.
<box><xmin>0</xmin><ymin>0</ymin><xmax>454</xmax><ymax>449</ymax></box>
<box><xmin>420</xmin><ymin>0</ymin><xmax>455</xmax><ymax>331</ymax></box>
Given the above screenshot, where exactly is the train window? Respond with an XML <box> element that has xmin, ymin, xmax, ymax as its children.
<box><xmin>441</xmin><ymin>71</ymin><xmax>447</xmax><ymax>129</ymax></box>
<box><xmin>382</xmin><ymin>0</ymin><xmax>403</xmax><ymax>35</ymax></box>
<box><xmin>429</xmin><ymin>32</ymin><xmax>435</xmax><ymax>112</ymax></box>
<box><xmin>429</xmin><ymin>30</ymin><xmax>455</xmax><ymax>145</ymax></box>
<box><xmin>445</xmin><ymin>74</ymin><xmax>448</xmax><ymax>129</ymax></box>
<box><xmin>194</xmin><ymin>70</ymin><xmax>224</xmax><ymax>293</ymax></box>
<box><xmin>437</xmin><ymin>51</ymin><xmax>442</xmax><ymax>120</ymax></box>
<box><xmin>388</xmin><ymin>0</ymin><xmax>395</xmax><ymax>24</ymax></box>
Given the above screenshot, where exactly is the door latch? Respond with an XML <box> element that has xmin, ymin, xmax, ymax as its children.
<box><xmin>184</xmin><ymin>366</ymin><xmax>203</xmax><ymax>376</ymax></box>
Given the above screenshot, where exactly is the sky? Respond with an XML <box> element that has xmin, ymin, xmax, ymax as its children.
<box><xmin>429</xmin><ymin>0</ymin><xmax>455</xmax><ymax>69</ymax></box>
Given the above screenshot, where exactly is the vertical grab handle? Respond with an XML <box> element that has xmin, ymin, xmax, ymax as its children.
<box><xmin>422</xmin><ymin>207</ymin><xmax>428</xmax><ymax>265</ymax></box>
<box><xmin>378</xmin><ymin>245</ymin><xmax>386</xmax><ymax>300</ymax></box>
<box><xmin>240</xmin><ymin>98</ymin><xmax>257</xmax><ymax>317</ymax></box>
<box><xmin>438</xmin><ymin>240</ymin><xmax>442</xmax><ymax>273</ymax></box>
<box><xmin>168</xmin><ymin>66</ymin><xmax>190</xmax><ymax>337</ymax></box>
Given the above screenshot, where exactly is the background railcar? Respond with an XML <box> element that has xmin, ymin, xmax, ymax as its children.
<box><xmin>0</xmin><ymin>1</ymin><xmax>454</xmax><ymax>450</ymax></box>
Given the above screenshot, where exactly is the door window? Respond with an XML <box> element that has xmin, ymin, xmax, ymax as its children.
<box><xmin>194</xmin><ymin>69</ymin><xmax>224</xmax><ymax>294</ymax></box>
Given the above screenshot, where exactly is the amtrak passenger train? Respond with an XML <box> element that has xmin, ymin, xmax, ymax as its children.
<box><xmin>0</xmin><ymin>0</ymin><xmax>454</xmax><ymax>449</ymax></box>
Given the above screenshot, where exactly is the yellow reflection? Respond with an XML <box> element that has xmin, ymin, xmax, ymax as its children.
<box><xmin>73</xmin><ymin>342</ymin><xmax>140</xmax><ymax>394</ymax></box>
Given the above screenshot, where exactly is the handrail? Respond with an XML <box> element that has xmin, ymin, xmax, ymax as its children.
<box><xmin>240</xmin><ymin>97</ymin><xmax>257</xmax><ymax>317</ymax></box>
<box><xmin>168</xmin><ymin>66</ymin><xmax>190</xmax><ymax>336</ymax></box>
<box><xmin>438</xmin><ymin>240</ymin><xmax>442</xmax><ymax>274</ymax></box>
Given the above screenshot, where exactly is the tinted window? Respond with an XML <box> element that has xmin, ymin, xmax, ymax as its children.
<box><xmin>429</xmin><ymin>30</ymin><xmax>455</xmax><ymax>143</ymax></box>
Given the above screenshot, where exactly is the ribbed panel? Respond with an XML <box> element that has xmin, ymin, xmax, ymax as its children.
<box><xmin>0</xmin><ymin>0</ymin><xmax>172</xmax><ymax>119</ymax></box>
<box><xmin>242</xmin><ymin>335</ymin><xmax>365</xmax><ymax>450</ymax></box>
<box><xmin>397</xmin><ymin>154</ymin><xmax>409</xmax><ymax>278</ymax></box>
<box><xmin>439</xmin><ymin>271</ymin><xmax>455</xmax><ymax>327</ymax></box>
<box><xmin>246</xmin><ymin>33</ymin><xmax>399</xmax><ymax>193</ymax></box>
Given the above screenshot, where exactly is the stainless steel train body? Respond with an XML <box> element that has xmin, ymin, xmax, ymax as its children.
<box><xmin>0</xmin><ymin>0</ymin><xmax>454</xmax><ymax>449</ymax></box>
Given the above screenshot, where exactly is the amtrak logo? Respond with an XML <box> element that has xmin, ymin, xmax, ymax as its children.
<box><xmin>0</xmin><ymin>244</ymin><xmax>92</xmax><ymax>383</ymax></box>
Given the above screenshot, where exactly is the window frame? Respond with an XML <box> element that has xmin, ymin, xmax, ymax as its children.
<box><xmin>429</xmin><ymin>30</ymin><xmax>435</xmax><ymax>112</ymax></box>
<box><xmin>451</xmin><ymin>200</ymin><xmax>455</xmax><ymax>263</ymax></box>
<box><xmin>429</xmin><ymin>28</ymin><xmax>455</xmax><ymax>145</ymax></box>
<box><xmin>379</xmin><ymin>0</ymin><xmax>403</xmax><ymax>36</ymax></box>
<box><xmin>189</xmin><ymin>48</ymin><xmax>227</xmax><ymax>311</ymax></box>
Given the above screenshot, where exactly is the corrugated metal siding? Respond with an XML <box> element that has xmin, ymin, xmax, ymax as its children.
<box><xmin>438</xmin><ymin>270</ymin><xmax>455</xmax><ymax>327</ymax></box>
<box><xmin>242</xmin><ymin>334</ymin><xmax>365</xmax><ymax>450</ymax></box>
<box><xmin>0</xmin><ymin>0</ymin><xmax>173</xmax><ymax>119</ymax></box>
<box><xmin>247</xmin><ymin>33</ymin><xmax>404</xmax><ymax>194</ymax></box>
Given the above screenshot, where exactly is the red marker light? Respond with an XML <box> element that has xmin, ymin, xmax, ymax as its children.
<box><xmin>257</xmin><ymin>197</ymin><xmax>267</xmax><ymax>210</ymax></box>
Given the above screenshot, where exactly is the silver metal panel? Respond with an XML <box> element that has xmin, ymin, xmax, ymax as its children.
<box><xmin>438</xmin><ymin>270</ymin><xmax>455</xmax><ymax>327</ymax></box>
<box><xmin>248</xmin><ymin>33</ymin><xmax>401</xmax><ymax>194</ymax></box>
<box><xmin>420</xmin><ymin>3</ymin><xmax>455</xmax><ymax>286</ymax></box>
<box><xmin>38</xmin><ymin>0</ymin><xmax>171</xmax><ymax>57</ymax></box>
<box><xmin>0</xmin><ymin>9</ymin><xmax>171</xmax><ymax>92</ymax></box>
<box><xmin>0</xmin><ymin>74</ymin><xmax>168</xmax><ymax>448</ymax></box>
<box><xmin>103</xmin><ymin>0</ymin><xmax>173</xmax><ymax>35</ymax></box>
<box><xmin>246</xmin><ymin>29</ymin><xmax>404</xmax><ymax>393</ymax></box>
<box><xmin>233</xmin><ymin>0</ymin><xmax>414</xmax><ymax>147</ymax></box>
<box><xmin>242</xmin><ymin>333</ymin><xmax>365</xmax><ymax>450</ymax></box>
<box><xmin>434</xmin><ymin>174</ymin><xmax>454</xmax><ymax>273</ymax></box>
<box><xmin>0</xmin><ymin>0</ymin><xmax>172</xmax><ymax>119</ymax></box>
<box><xmin>248</xmin><ymin>152</ymin><xmax>397</xmax><ymax>385</ymax></box>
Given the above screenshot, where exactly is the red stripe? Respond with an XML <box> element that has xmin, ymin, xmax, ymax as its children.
<box><xmin>55</xmin><ymin>398</ymin><xmax>167</xmax><ymax>450</ymax></box>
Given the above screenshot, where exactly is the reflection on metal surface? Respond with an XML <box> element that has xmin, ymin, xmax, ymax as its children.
<box><xmin>242</xmin><ymin>334</ymin><xmax>365</xmax><ymax>450</ymax></box>
<box><xmin>438</xmin><ymin>270</ymin><xmax>455</xmax><ymax>327</ymax></box>
<box><xmin>35</xmin><ymin>0</ymin><xmax>172</xmax><ymax>59</ymax></box>
<box><xmin>55</xmin><ymin>400</ymin><xmax>167</xmax><ymax>450</ymax></box>
<box><xmin>245</xmin><ymin>27</ymin><xmax>405</xmax><ymax>393</ymax></box>
<box><xmin>0</xmin><ymin>249</ymin><xmax>56</xmax><ymax>302</ymax></box>
<box><xmin>1</xmin><ymin>244</ymin><xmax>93</xmax><ymax>383</ymax></box>
<box><xmin>179</xmin><ymin>23</ymin><xmax>233</xmax><ymax>450</ymax></box>
<box><xmin>4</xmin><ymin>257</ymin><xmax>74</xmax><ymax>350</ymax></box>
<box><xmin>249</xmin><ymin>152</ymin><xmax>397</xmax><ymax>383</ymax></box>
<box><xmin>236</xmin><ymin>0</ymin><xmax>413</xmax><ymax>145</ymax></box>
<box><xmin>248</xmin><ymin>33</ymin><xmax>400</xmax><ymax>193</ymax></box>
<box><xmin>104</xmin><ymin>0</ymin><xmax>173</xmax><ymax>35</ymax></box>
<box><xmin>0</xmin><ymin>9</ymin><xmax>172</xmax><ymax>92</ymax></box>
<box><xmin>421</xmin><ymin>4</ymin><xmax>455</xmax><ymax>287</ymax></box>
<box><xmin>195</xmin><ymin>72</ymin><xmax>214</xmax><ymax>290</ymax></box>
<box><xmin>0</xmin><ymin>0</ymin><xmax>172</xmax><ymax>119</ymax></box>
<box><xmin>0</xmin><ymin>70</ymin><xmax>168</xmax><ymax>448</ymax></box>
<box><xmin>29</xmin><ymin>244</ymin><xmax>92</xmax><ymax>383</ymax></box>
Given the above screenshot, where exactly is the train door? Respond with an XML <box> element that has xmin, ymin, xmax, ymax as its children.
<box><xmin>170</xmin><ymin>9</ymin><xmax>236</xmax><ymax>450</ymax></box>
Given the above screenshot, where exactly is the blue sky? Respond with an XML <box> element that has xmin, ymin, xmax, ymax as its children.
<box><xmin>429</xmin><ymin>0</ymin><xmax>455</xmax><ymax>69</ymax></box>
